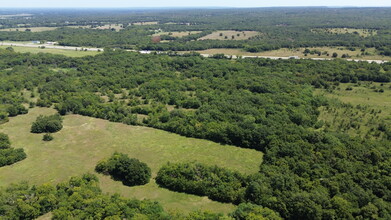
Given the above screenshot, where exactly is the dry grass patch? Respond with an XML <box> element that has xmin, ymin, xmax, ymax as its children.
<box><xmin>0</xmin><ymin>27</ymin><xmax>57</xmax><ymax>32</ymax></box>
<box><xmin>199</xmin><ymin>31</ymin><xmax>260</xmax><ymax>40</ymax></box>
<box><xmin>0</xmin><ymin>46</ymin><xmax>99</xmax><ymax>57</ymax></box>
<box><xmin>154</xmin><ymin>31</ymin><xmax>202</xmax><ymax>38</ymax></box>
<box><xmin>194</xmin><ymin>47</ymin><xmax>391</xmax><ymax>61</ymax></box>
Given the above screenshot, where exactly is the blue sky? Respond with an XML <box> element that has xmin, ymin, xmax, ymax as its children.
<box><xmin>2</xmin><ymin>0</ymin><xmax>391</xmax><ymax>8</ymax></box>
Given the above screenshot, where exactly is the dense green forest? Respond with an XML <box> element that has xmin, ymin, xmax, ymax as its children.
<box><xmin>0</xmin><ymin>47</ymin><xmax>390</xmax><ymax>219</ymax></box>
<box><xmin>1</xmin><ymin>8</ymin><xmax>391</xmax><ymax>54</ymax></box>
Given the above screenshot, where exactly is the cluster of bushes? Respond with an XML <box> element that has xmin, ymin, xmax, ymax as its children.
<box><xmin>96</xmin><ymin>152</ymin><xmax>151</xmax><ymax>186</ymax></box>
<box><xmin>156</xmin><ymin>162</ymin><xmax>248</xmax><ymax>203</ymax></box>
<box><xmin>30</xmin><ymin>114</ymin><xmax>63</xmax><ymax>133</ymax></box>
<box><xmin>0</xmin><ymin>174</ymin><xmax>167</xmax><ymax>219</ymax></box>
<box><xmin>0</xmin><ymin>132</ymin><xmax>26</xmax><ymax>167</ymax></box>
<box><xmin>6</xmin><ymin>104</ymin><xmax>28</xmax><ymax>117</ymax></box>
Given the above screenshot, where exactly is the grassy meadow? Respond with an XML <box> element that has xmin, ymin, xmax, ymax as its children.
<box><xmin>311</xmin><ymin>28</ymin><xmax>377</xmax><ymax>37</ymax></box>
<box><xmin>0</xmin><ymin>27</ymin><xmax>58</xmax><ymax>32</ymax></box>
<box><xmin>315</xmin><ymin>82</ymin><xmax>391</xmax><ymax>138</ymax></box>
<box><xmin>198</xmin><ymin>31</ymin><xmax>260</xmax><ymax>40</ymax></box>
<box><xmin>153</xmin><ymin>31</ymin><xmax>202</xmax><ymax>38</ymax></box>
<box><xmin>0</xmin><ymin>108</ymin><xmax>263</xmax><ymax>214</ymax></box>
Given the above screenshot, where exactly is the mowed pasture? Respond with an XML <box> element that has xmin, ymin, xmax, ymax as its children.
<box><xmin>0</xmin><ymin>27</ymin><xmax>58</xmax><ymax>32</ymax></box>
<box><xmin>0</xmin><ymin>108</ymin><xmax>263</xmax><ymax>213</ymax></box>
<box><xmin>0</xmin><ymin>46</ymin><xmax>99</xmax><ymax>57</ymax></box>
<box><xmin>312</xmin><ymin>28</ymin><xmax>377</xmax><ymax>37</ymax></box>
<box><xmin>199</xmin><ymin>30</ymin><xmax>260</xmax><ymax>40</ymax></box>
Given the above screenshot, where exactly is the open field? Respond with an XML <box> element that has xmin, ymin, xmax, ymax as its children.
<box><xmin>0</xmin><ymin>108</ymin><xmax>263</xmax><ymax>213</ymax></box>
<box><xmin>0</xmin><ymin>45</ymin><xmax>99</xmax><ymax>57</ymax></box>
<box><xmin>194</xmin><ymin>47</ymin><xmax>391</xmax><ymax>61</ymax></box>
<box><xmin>198</xmin><ymin>31</ymin><xmax>260</xmax><ymax>40</ymax></box>
<box><xmin>312</xmin><ymin>28</ymin><xmax>377</xmax><ymax>37</ymax></box>
<box><xmin>154</xmin><ymin>31</ymin><xmax>202</xmax><ymax>38</ymax></box>
<box><xmin>68</xmin><ymin>24</ymin><xmax>123</xmax><ymax>32</ymax></box>
<box><xmin>94</xmin><ymin>24</ymin><xmax>123</xmax><ymax>31</ymax></box>
<box><xmin>132</xmin><ymin>21</ymin><xmax>159</xmax><ymax>25</ymax></box>
<box><xmin>0</xmin><ymin>27</ymin><xmax>58</xmax><ymax>32</ymax></box>
<box><xmin>0</xmin><ymin>14</ymin><xmax>33</xmax><ymax>19</ymax></box>
<box><xmin>315</xmin><ymin>82</ymin><xmax>391</xmax><ymax>138</ymax></box>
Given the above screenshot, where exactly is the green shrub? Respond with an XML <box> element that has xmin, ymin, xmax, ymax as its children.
<box><xmin>31</xmin><ymin>114</ymin><xmax>63</xmax><ymax>133</ymax></box>
<box><xmin>0</xmin><ymin>133</ymin><xmax>26</xmax><ymax>167</ymax></box>
<box><xmin>43</xmin><ymin>133</ymin><xmax>54</xmax><ymax>141</ymax></box>
<box><xmin>7</xmin><ymin>104</ymin><xmax>28</xmax><ymax>117</ymax></box>
<box><xmin>96</xmin><ymin>152</ymin><xmax>151</xmax><ymax>186</ymax></box>
<box><xmin>0</xmin><ymin>133</ymin><xmax>11</xmax><ymax>149</ymax></box>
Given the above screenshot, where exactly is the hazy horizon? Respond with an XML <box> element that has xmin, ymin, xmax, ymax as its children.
<box><xmin>2</xmin><ymin>0</ymin><xmax>391</xmax><ymax>8</ymax></box>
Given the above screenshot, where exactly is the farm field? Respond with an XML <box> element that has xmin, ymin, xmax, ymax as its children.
<box><xmin>194</xmin><ymin>47</ymin><xmax>391</xmax><ymax>61</ymax></box>
<box><xmin>0</xmin><ymin>108</ymin><xmax>263</xmax><ymax>213</ymax></box>
<box><xmin>0</xmin><ymin>27</ymin><xmax>58</xmax><ymax>32</ymax></box>
<box><xmin>0</xmin><ymin>45</ymin><xmax>99</xmax><ymax>57</ymax></box>
<box><xmin>198</xmin><ymin>30</ymin><xmax>260</xmax><ymax>40</ymax></box>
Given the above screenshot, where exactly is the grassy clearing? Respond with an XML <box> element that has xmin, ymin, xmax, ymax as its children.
<box><xmin>0</xmin><ymin>46</ymin><xmax>99</xmax><ymax>57</ymax></box>
<box><xmin>0</xmin><ymin>108</ymin><xmax>263</xmax><ymax>214</ymax></box>
<box><xmin>132</xmin><ymin>21</ymin><xmax>159</xmax><ymax>26</ymax></box>
<box><xmin>315</xmin><ymin>82</ymin><xmax>391</xmax><ymax>138</ymax></box>
<box><xmin>68</xmin><ymin>24</ymin><xmax>123</xmax><ymax>32</ymax></box>
<box><xmin>194</xmin><ymin>47</ymin><xmax>391</xmax><ymax>61</ymax></box>
<box><xmin>153</xmin><ymin>31</ymin><xmax>202</xmax><ymax>38</ymax></box>
<box><xmin>312</xmin><ymin>28</ymin><xmax>377</xmax><ymax>37</ymax></box>
<box><xmin>198</xmin><ymin>31</ymin><xmax>259</xmax><ymax>41</ymax></box>
<box><xmin>0</xmin><ymin>27</ymin><xmax>57</xmax><ymax>32</ymax></box>
<box><xmin>94</xmin><ymin>24</ymin><xmax>123</xmax><ymax>31</ymax></box>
